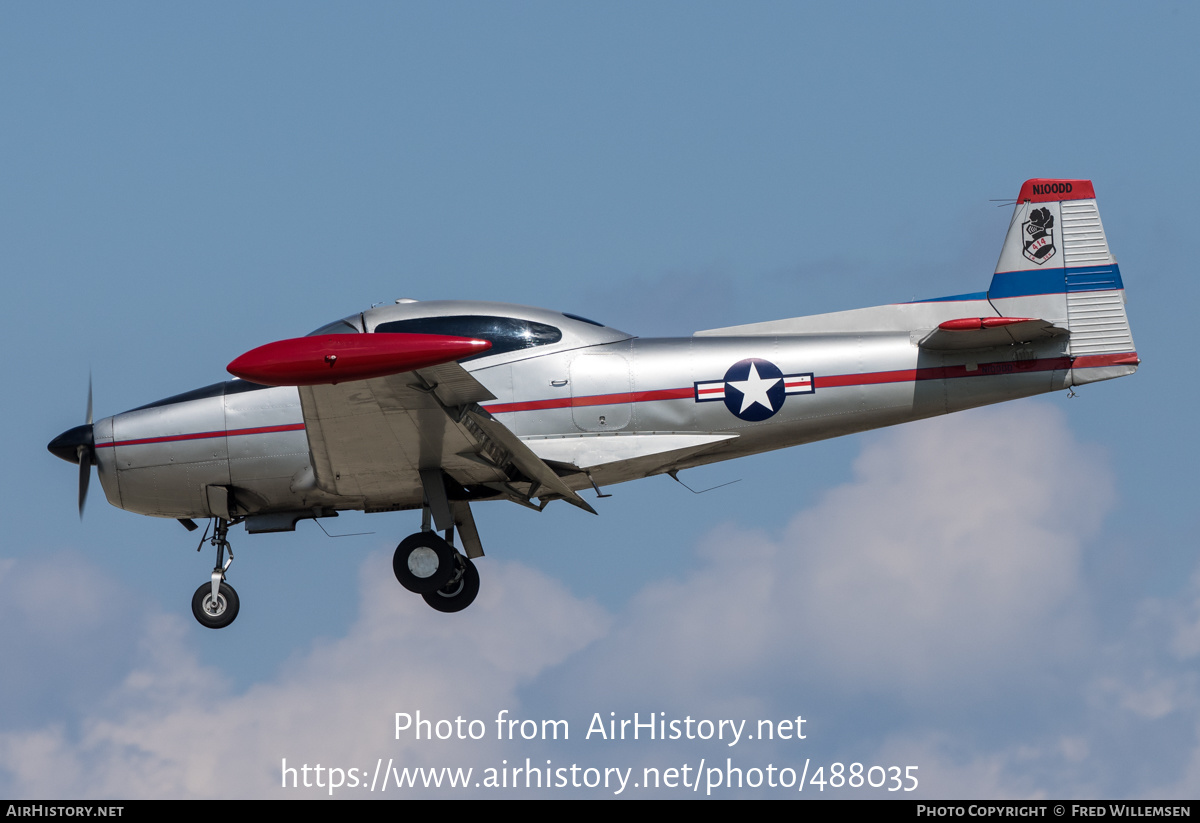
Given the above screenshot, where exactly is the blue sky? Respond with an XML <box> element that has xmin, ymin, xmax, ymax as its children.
<box><xmin>3</xmin><ymin>2</ymin><xmax>1198</xmax><ymax>798</ymax></box>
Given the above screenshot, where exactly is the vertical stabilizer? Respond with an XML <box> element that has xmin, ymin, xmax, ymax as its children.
<box><xmin>990</xmin><ymin>180</ymin><xmax>1135</xmax><ymax>380</ymax></box>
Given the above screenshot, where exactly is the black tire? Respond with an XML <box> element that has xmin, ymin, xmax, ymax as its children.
<box><xmin>422</xmin><ymin>556</ymin><xmax>480</xmax><ymax>613</ymax></box>
<box><xmin>393</xmin><ymin>532</ymin><xmax>457</xmax><ymax>594</ymax></box>
<box><xmin>191</xmin><ymin>581</ymin><xmax>240</xmax><ymax>629</ymax></box>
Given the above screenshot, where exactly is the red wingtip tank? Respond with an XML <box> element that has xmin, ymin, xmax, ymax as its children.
<box><xmin>227</xmin><ymin>334</ymin><xmax>492</xmax><ymax>386</ymax></box>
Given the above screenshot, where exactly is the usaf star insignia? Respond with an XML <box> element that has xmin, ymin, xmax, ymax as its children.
<box><xmin>694</xmin><ymin>358</ymin><xmax>814</xmax><ymax>421</ymax></box>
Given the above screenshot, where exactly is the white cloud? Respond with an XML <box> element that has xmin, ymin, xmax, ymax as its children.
<box><xmin>558</xmin><ymin>402</ymin><xmax>1111</xmax><ymax>707</ymax></box>
<box><xmin>0</xmin><ymin>556</ymin><xmax>609</xmax><ymax>797</ymax></box>
<box><xmin>778</xmin><ymin>402</ymin><xmax>1110</xmax><ymax>689</ymax></box>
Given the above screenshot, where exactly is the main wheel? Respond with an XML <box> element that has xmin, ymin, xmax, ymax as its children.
<box><xmin>422</xmin><ymin>556</ymin><xmax>480</xmax><ymax>613</ymax></box>
<box><xmin>192</xmin><ymin>581</ymin><xmax>240</xmax><ymax>629</ymax></box>
<box><xmin>393</xmin><ymin>532</ymin><xmax>457</xmax><ymax>594</ymax></box>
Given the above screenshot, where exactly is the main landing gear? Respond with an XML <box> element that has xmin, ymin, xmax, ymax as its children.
<box><xmin>191</xmin><ymin>518</ymin><xmax>240</xmax><ymax>629</ymax></box>
<box><xmin>392</xmin><ymin>476</ymin><xmax>484</xmax><ymax>613</ymax></box>
<box><xmin>393</xmin><ymin>528</ymin><xmax>480</xmax><ymax>613</ymax></box>
<box><xmin>186</xmin><ymin>496</ymin><xmax>483</xmax><ymax>625</ymax></box>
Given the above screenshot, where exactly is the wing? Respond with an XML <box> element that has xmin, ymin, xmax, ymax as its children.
<box><xmin>229</xmin><ymin>334</ymin><xmax>597</xmax><ymax>519</ymax></box>
<box><xmin>300</xmin><ymin>362</ymin><xmax>595</xmax><ymax>513</ymax></box>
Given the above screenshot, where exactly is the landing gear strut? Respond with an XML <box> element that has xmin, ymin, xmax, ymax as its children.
<box><xmin>192</xmin><ymin>518</ymin><xmax>240</xmax><ymax>629</ymax></box>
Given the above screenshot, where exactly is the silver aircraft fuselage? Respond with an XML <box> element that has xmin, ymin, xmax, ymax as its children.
<box><xmin>87</xmin><ymin>298</ymin><xmax>1109</xmax><ymax>526</ymax></box>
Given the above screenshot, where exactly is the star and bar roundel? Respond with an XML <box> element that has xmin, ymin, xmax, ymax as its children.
<box><xmin>693</xmin><ymin>358</ymin><xmax>814</xmax><ymax>422</ymax></box>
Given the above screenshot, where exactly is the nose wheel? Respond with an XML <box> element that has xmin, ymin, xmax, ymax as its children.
<box><xmin>191</xmin><ymin>517</ymin><xmax>240</xmax><ymax>629</ymax></box>
<box><xmin>192</xmin><ymin>580</ymin><xmax>240</xmax><ymax>629</ymax></box>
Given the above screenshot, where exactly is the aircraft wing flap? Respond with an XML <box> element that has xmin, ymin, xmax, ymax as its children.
<box><xmin>413</xmin><ymin>362</ymin><xmax>496</xmax><ymax>406</ymax></box>
<box><xmin>462</xmin><ymin>408</ymin><xmax>598</xmax><ymax>514</ymax></box>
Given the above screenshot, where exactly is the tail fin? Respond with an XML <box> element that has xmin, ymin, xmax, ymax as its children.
<box><xmin>697</xmin><ymin>178</ymin><xmax>1138</xmax><ymax>390</ymax></box>
<box><xmin>990</xmin><ymin>179</ymin><xmax>1137</xmax><ymax>381</ymax></box>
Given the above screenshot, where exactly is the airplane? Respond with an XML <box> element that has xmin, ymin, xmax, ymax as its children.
<box><xmin>48</xmin><ymin>179</ymin><xmax>1138</xmax><ymax>629</ymax></box>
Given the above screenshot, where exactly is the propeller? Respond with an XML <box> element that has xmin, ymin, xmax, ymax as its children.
<box><xmin>48</xmin><ymin>376</ymin><xmax>96</xmax><ymax>518</ymax></box>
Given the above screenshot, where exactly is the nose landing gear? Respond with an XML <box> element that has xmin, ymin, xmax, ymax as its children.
<box><xmin>191</xmin><ymin>518</ymin><xmax>240</xmax><ymax>629</ymax></box>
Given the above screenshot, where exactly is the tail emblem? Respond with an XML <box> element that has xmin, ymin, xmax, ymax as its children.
<box><xmin>1022</xmin><ymin>207</ymin><xmax>1057</xmax><ymax>265</ymax></box>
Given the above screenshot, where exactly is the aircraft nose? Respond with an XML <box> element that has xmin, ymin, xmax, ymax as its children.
<box><xmin>48</xmin><ymin>424</ymin><xmax>94</xmax><ymax>464</ymax></box>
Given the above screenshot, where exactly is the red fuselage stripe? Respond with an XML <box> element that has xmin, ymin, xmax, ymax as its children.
<box><xmin>483</xmin><ymin>352</ymin><xmax>1136</xmax><ymax>414</ymax></box>
<box><xmin>814</xmin><ymin>357</ymin><xmax>1075</xmax><ymax>387</ymax></box>
<box><xmin>485</xmin><ymin>387</ymin><xmax>694</xmax><ymax>414</ymax></box>
<box><xmin>97</xmin><ymin>423</ymin><xmax>307</xmax><ymax>449</ymax></box>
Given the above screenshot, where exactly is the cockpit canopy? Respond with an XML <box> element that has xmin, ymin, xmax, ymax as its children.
<box><xmin>307</xmin><ymin>300</ymin><xmax>632</xmax><ymax>363</ymax></box>
<box><xmin>307</xmin><ymin>318</ymin><xmax>361</xmax><ymax>336</ymax></box>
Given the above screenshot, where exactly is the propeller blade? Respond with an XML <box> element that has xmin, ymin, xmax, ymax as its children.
<box><xmin>77</xmin><ymin>445</ymin><xmax>90</xmax><ymax>518</ymax></box>
<box><xmin>48</xmin><ymin>378</ymin><xmax>97</xmax><ymax>517</ymax></box>
<box><xmin>81</xmin><ymin>375</ymin><xmax>94</xmax><ymax>517</ymax></box>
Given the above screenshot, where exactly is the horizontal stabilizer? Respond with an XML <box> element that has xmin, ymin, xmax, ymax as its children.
<box><xmin>228</xmin><ymin>333</ymin><xmax>492</xmax><ymax>386</ymax></box>
<box><xmin>918</xmin><ymin>317</ymin><xmax>1068</xmax><ymax>350</ymax></box>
